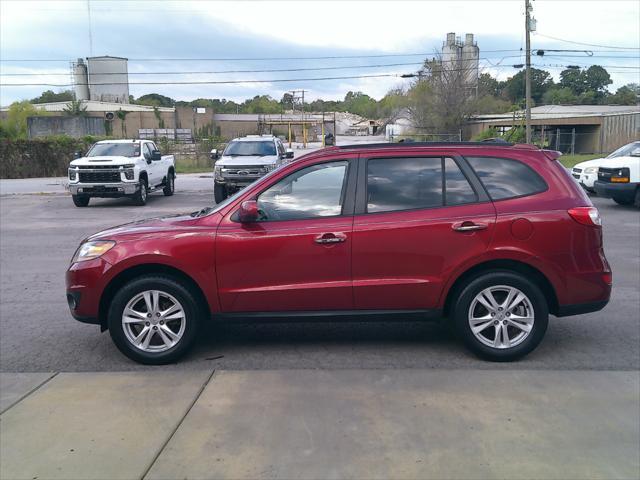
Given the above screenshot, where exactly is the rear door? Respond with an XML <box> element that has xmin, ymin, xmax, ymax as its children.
<box><xmin>352</xmin><ymin>153</ymin><xmax>496</xmax><ymax>310</ymax></box>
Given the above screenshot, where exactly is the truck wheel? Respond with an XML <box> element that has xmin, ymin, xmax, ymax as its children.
<box><xmin>634</xmin><ymin>187</ymin><xmax>640</xmax><ymax>209</ymax></box>
<box><xmin>133</xmin><ymin>178</ymin><xmax>148</xmax><ymax>206</ymax></box>
<box><xmin>163</xmin><ymin>172</ymin><xmax>175</xmax><ymax>196</ymax></box>
<box><xmin>214</xmin><ymin>183</ymin><xmax>228</xmax><ymax>203</ymax></box>
<box><xmin>452</xmin><ymin>271</ymin><xmax>548</xmax><ymax>362</ymax></box>
<box><xmin>613</xmin><ymin>195</ymin><xmax>633</xmax><ymax>206</ymax></box>
<box><xmin>107</xmin><ymin>275</ymin><xmax>201</xmax><ymax>365</ymax></box>
<box><xmin>72</xmin><ymin>195</ymin><xmax>90</xmax><ymax>207</ymax></box>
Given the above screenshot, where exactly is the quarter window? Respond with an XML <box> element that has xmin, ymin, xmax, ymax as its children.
<box><xmin>257</xmin><ymin>161</ymin><xmax>349</xmax><ymax>221</ymax></box>
<box><xmin>466</xmin><ymin>156</ymin><xmax>547</xmax><ymax>200</ymax></box>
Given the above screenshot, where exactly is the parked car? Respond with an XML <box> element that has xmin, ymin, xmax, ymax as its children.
<box><xmin>67</xmin><ymin>141</ymin><xmax>611</xmax><ymax>364</ymax></box>
<box><xmin>593</xmin><ymin>142</ymin><xmax>640</xmax><ymax>208</ymax></box>
<box><xmin>68</xmin><ymin>139</ymin><xmax>176</xmax><ymax>207</ymax></box>
<box><xmin>571</xmin><ymin>141</ymin><xmax>640</xmax><ymax>193</ymax></box>
<box><xmin>211</xmin><ymin>135</ymin><xmax>294</xmax><ymax>203</ymax></box>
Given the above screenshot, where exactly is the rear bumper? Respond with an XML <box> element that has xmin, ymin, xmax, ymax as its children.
<box><xmin>556</xmin><ymin>300</ymin><xmax>609</xmax><ymax>317</ymax></box>
<box><xmin>69</xmin><ymin>182</ymin><xmax>139</xmax><ymax>196</ymax></box>
<box><xmin>594</xmin><ymin>181</ymin><xmax>637</xmax><ymax>199</ymax></box>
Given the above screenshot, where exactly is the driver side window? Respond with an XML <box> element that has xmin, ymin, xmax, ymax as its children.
<box><xmin>257</xmin><ymin>161</ymin><xmax>349</xmax><ymax>221</ymax></box>
<box><xmin>143</xmin><ymin>144</ymin><xmax>152</xmax><ymax>160</ymax></box>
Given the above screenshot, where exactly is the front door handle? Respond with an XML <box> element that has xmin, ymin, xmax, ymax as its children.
<box><xmin>453</xmin><ymin>221</ymin><xmax>488</xmax><ymax>232</ymax></box>
<box><xmin>314</xmin><ymin>233</ymin><xmax>347</xmax><ymax>244</ymax></box>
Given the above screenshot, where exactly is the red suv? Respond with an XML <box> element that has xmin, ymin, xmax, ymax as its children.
<box><xmin>66</xmin><ymin>142</ymin><xmax>611</xmax><ymax>364</ymax></box>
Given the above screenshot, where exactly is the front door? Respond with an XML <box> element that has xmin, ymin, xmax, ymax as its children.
<box><xmin>216</xmin><ymin>158</ymin><xmax>356</xmax><ymax>312</ymax></box>
<box><xmin>352</xmin><ymin>155</ymin><xmax>496</xmax><ymax>310</ymax></box>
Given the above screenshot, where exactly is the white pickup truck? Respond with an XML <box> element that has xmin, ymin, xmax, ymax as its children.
<box><xmin>593</xmin><ymin>141</ymin><xmax>640</xmax><ymax>208</ymax></box>
<box><xmin>68</xmin><ymin>139</ymin><xmax>176</xmax><ymax>207</ymax></box>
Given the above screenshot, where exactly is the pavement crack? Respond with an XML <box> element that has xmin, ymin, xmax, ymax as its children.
<box><xmin>0</xmin><ymin>372</ymin><xmax>59</xmax><ymax>415</ymax></box>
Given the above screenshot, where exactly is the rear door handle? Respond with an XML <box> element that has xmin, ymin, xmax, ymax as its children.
<box><xmin>453</xmin><ymin>222</ymin><xmax>488</xmax><ymax>232</ymax></box>
<box><xmin>314</xmin><ymin>233</ymin><xmax>347</xmax><ymax>244</ymax></box>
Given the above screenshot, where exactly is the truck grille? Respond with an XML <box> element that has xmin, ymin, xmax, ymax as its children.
<box><xmin>598</xmin><ymin>167</ymin><xmax>630</xmax><ymax>183</ymax></box>
<box><xmin>223</xmin><ymin>166</ymin><xmax>267</xmax><ymax>176</ymax></box>
<box><xmin>78</xmin><ymin>171</ymin><xmax>121</xmax><ymax>183</ymax></box>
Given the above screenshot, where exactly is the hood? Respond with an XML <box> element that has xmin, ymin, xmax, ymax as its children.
<box><xmin>574</xmin><ymin>156</ymin><xmax>640</xmax><ymax>170</ymax></box>
<box><xmin>70</xmin><ymin>156</ymin><xmax>137</xmax><ymax>167</ymax></box>
<box><xmin>87</xmin><ymin>213</ymin><xmax>203</xmax><ymax>241</ymax></box>
<box><xmin>216</xmin><ymin>155</ymin><xmax>279</xmax><ymax>166</ymax></box>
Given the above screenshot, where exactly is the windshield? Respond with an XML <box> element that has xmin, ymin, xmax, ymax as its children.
<box><xmin>224</xmin><ymin>141</ymin><xmax>277</xmax><ymax>157</ymax></box>
<box><xmin>86</xmin><ymin>143</ymin><xmax>140</xmax><ymax>158</ymax></box>
<box><xmin>607</xmin><ymin>142</ymin><xmax>640</xmax><ymax>158</ymax></box>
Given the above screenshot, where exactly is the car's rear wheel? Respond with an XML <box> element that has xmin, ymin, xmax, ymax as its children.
<box><xmin>214</xmin><ymin>183</ymin><xmax>228</xmax><ymax>203</ymax></box>
<box><xmin>72</xmin><ymin>194</ymin><xmax>90</xmax><ymax>207</ymax></box>
<box><xmin>452</xmin><ymin>271</ymin><xmax>548</xmax><ymax>361</ymax></box>
<box><xmin>107</xmin><ymin>275</ymin><xmax>201</xmax><ymax>364</ymax></box>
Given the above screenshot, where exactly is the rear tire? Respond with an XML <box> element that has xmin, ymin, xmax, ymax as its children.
<box><xmin>163</xmin><ymin>172</ymin><xmax>175</xmax><ymax>196</ymax></box>
<box><xmin>132</xmin><ymin>177</ymin><xmax>148</xmax><ymax>206</ymax></box>
<box><xmin>72</xmin><ymin>195</ymin><xmax>90</xmax><ymax>207</ymax></box>
<box><xmin>452</xmin><ymin>271</ymin><xmax>548</xmax><ymax>361</ymax></box>
<box><xmin>613</xmin><ymin>195</ymin><xmax>633</xmax><ymax>206</ymax></box>
<box><xmin>107</xmin><ymin>275</ymin><xmax>201</xmax><ymax>365</ymax></box>
<box><xmin>214</xmin><ymin>183</ymin><xmax>228</xmax><ymax>203</ymax></box>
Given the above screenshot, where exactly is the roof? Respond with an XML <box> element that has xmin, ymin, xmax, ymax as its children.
<box><xmin>2</xmin><ymin>100</ymin><xmax>174</xmax><ymax>113</ymax></box>
<box><xmin>473</xmin><ymin>104</ymin><xmax>640</xmax><ymax>122</ymax></box>
<box><xmin>95</xmin><ymin>139</ymin><xmax>147</xmax><ymax>143</ymax></box>
<box><xmin>231</xmin><ymin>135</ymin><xmax>277</xmax><ymax>142</ymax></box>
<box><xmin>335</xmin><ymin>141</ymin><xmax>538</xmax><ymax>151</ymax></box>
<box><xmin>86</xmin><ymin>55</ymin><xmax>128</xmax><ymax>61</ymax></box>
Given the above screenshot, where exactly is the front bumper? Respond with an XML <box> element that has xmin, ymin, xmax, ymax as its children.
<box><xmin>66</xmin><ymin>257</ymin><xmax>113</xmax><ymax>327</ymax></box>
<box><xmin>69</xmin><ymin>182</ymin><xmax>139</xmax><ymax>196</ymax></box>
<box><xmin>216</xmin><ymin>177</ymin><xmax>262</xmax><ymax>188</ymax></box>
<box><xmin>594</xmin><ymin>181</ymin><xmax>637</xmax><ymax>200</ymax></box>
<box><xmin>572</xmin><ymin>171</ymin><xmax>597</xmax><ymax>190</ymax></box>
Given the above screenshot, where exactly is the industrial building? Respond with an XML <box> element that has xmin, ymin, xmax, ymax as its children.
<box><xmin>439</xmin><ymin>32</ymin><xmax>480</xmax><ymax>92</ymax></box>
<box><xmin>73</xmin><ymin>56</ymin><xmax>130</xmax><ymax>104</ymax></box>
<box><xmin>467</xmin><ymin>105</ymin><xmax>640</xmax><ymax>154</ymax></box>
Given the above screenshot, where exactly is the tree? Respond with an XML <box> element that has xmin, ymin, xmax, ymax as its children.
<box><xmin>610</xmin><ymin>83</ymin><xmax>639</xmax><ymax>105</ymax></box>
<box><xmin>504</xmin><ymin>68</ymin><xmax>553</xmax><ymax>105</ymax></box>
<box><xmin>134</xmin><ymin>93</ymin><xmax>175</xmax><ymax>107</ymax></box>
<box><xmin>478</xmin><ymin>73</ymin><xmax>503</xmax><ymax>97</ymax></box>
<box><xmin>30</xmin><ymin>89</ymin><xmax>74</xmax><ymax>104</ymax></box>
<box><xmin>62</xmin><ymin>100</ymin><xmax>88</xmax><ymax>116</ymax></box>
<box><xmin>0</xmin><ymin>101</ymin><xmax>45</xmax><ymax>138</ymax></box>
<box><xmin>583</xmin><ymin>65</ymin><xmax>612</xmax><ymax>96</ymax></box>
<box><xmin>342</xmin><ymin>91</ymin><xmax>378</xmax><ymax>118</ymax></box>
<box><xmin>559</xmin><ymin>67</ymin><xmax>586</xmax><ymax>94</ymax></box>
<box><xmin>542</xmin><ymin>86</ymin><xmax>578</xmax><ymax>105</ymax></box>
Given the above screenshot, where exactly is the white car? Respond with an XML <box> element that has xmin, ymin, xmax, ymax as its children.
<box><xmin>211</xmin><ymin>135</ymin><xmax>293</xmax><ymax>203</ymax></box>
<box><xmin>572</xmin><ymin>141</ymin><xmax>640</xmax><ymax>192</ymax></box>
<box><xmin>68</xmin><ymin>139</ymin><xmax>176</xmax><ymax>207</ymax></box>
<box><xmin>594</xmin><ymin>141</ymin><xmax>640</xmax><ymax>208</ymax></box>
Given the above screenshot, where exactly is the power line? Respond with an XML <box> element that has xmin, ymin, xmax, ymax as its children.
<box><xmin>534</xmin><ymin>33</ymin><xmax>640</xmax><ymax>50</ymax></box>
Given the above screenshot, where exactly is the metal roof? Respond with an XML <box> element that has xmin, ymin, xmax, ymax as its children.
<box><xmin>2</xmin><ymin>100</ymin><xmax>175</xmax><ymax>113</ymax></box>
<box><xmin>473</xmin><ymin>105</ymin><xmax>640</xmax><ymax>122</ymax></box>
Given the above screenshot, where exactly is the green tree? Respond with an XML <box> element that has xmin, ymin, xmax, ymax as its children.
<box><xmin>559</xmin><ymin>67</ymin><xmax>586</xmax><ymax>94</ymax></box>
<box><xmin>30</xmin><ymin>89</ymin><xmax>74</xmax><ymax>104</ymax></box>
<box><xmin>478</xmin><ymin>73</ymin><xmax>503</xmax><ymax>97</ymax></box>
<box><xmin>134</xmin><ymin>93</ymin><xmax>175</xmax><ymax>107</ymax></box>
<box><xmin>62</xmin><ymin>100</ymin><xmax>88</xmax><ymax>116</ymax></box>
<box><xmin>0</xmin><ymin>101</ymin><xmax>46</xmax><ymax>138</ymax></box>
<box><xmin>583</xmin><ymin>65</ymin><xmax>612</xmax><ymax>96</ymax></box>
<box><xmin>342</xmin><ymin>91</ymin><xmax>378</xmax><ymax>118</ymax></box>
<box><xmin>504</xmin><ymin>68</ymin><xmax>553</xmax><ymax>105</ymax></box>
<box><xmin>610</xmin><ymin>83</ymin><xmax>639</xmax><ymax>105</ymax></box>
<box><xmin>542</xmin><ymin>86</ymin><xmax>578</xmax><ymax>105</ymax></box>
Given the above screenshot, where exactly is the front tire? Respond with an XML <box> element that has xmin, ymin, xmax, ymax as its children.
<box><xmin>613</xmin><ymin>195</ymin><xmax>633</xmax><ymax>206</ymax></box>
<box><xmin>163</xmin><ymin>172</ymin><xmax>175</xmax><ymax>196</ymax></box>
<box><xmin>72</xmin><ymin>194</ymin><xmax>90</xmax><ymax>207</ymax></box>
<box><xmin>132</xmin><ymin>177</ymin><xmax>148</xmax><ymax>206</ymax></box>
<box><xmin>214</xmin><ymin>182</ymin><xmax>228</xmax><ymax>203</ymax></box>
<box><xmin>452</xmin><ymin>271</ymin><xmax>548</xmax><ymax>361</ymax></box>
<box><xmin>107</xmin><ymin>275</ymin><xmax>201</xmax><ymax>365</ymax></box>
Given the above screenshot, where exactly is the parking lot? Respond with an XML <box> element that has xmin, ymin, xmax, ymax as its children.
<box><xmin>0</xmin><ymin>184</ymin><xmax>638</xmax><ymax>372</ymax></box>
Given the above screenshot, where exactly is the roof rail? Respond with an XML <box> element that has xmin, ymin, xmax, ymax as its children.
<box><xmin>336</xmin><ymin>141</ymin><xmax>518</xmax><ymax>150</ymax></box>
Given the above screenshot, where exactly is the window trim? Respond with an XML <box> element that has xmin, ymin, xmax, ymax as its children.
<box><xmin>356</xmin><ymin>155</ymin><xmax>489</xmax><ymax>216</ymax></box>
<box><xmin>463</xmin><ymin>155</ymin><xmax>549</xmax><ymax>202</ymax></box>
<box><xmin>232</xmin><ymin>157</ymin><xmax>358</xmax><ymax>223</ymax></box>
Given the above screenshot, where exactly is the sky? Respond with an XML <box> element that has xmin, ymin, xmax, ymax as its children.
<box><xmin>1</xmin><ymin>0</ymin><xmax>639</xmax><ymax>106</ymax></box>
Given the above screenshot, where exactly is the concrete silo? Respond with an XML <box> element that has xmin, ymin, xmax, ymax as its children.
<box><xmin>86</xmin><ymin>56</ymin><xmax>130</xmax><ymax>104</ymax></box>
<box><xmin>442</xmin><ymin>32</ymin><xmax>461</xmax><ymax>72</ymax></box>
<box><xmin>73</xmin><ymin>59</ymin><xmax>89</xmax><ymax>101</ymax></box>
<box><xmin>462</xmin><ymin>34</ymin><xmax>479</xmax><ymax>91</ymax></box>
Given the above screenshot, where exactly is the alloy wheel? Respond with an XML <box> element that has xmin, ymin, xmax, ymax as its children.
<box><xmin>468</xmin><ymin>285</ymin><xmax>535</xmax><ymax>349</ymax></box>
<box><xmin>122</xmin><ymin>290</ymin><xmax>186</xmax><ymax>352</ymax></box>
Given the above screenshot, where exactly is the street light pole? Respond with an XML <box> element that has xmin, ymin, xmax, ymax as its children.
<box><xmin>525</xmin><ymin>0</ymin><xmax>532</xmax><ymax>144</ymax></box>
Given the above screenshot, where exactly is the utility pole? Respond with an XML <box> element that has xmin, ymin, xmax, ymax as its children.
<box><xmin>525</xmin><ymin>0</ymin><xmax>533</xmax><ymax>144</ymax></box>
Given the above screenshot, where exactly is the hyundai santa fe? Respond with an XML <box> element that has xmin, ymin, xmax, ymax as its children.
<box><xmin>66</xmin><ymin>142</ymin><xmax>612</xmax><ymax>364</ymax></box>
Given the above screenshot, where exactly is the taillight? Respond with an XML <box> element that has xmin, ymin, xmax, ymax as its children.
<box><xmin>568</xmin><ymin>207</ymin><xmax>602</xmax><ymax>227</ymax></box>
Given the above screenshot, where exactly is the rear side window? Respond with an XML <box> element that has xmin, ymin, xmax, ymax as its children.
<box><xmin>466</xmin><ymin>156</ymin><xmax>547</xmax><ymax>200</ymax></box>
<box><xmin>445</xmin><ymin>158</ymin><xmax>478</xmax><ymax>205</ymax></box>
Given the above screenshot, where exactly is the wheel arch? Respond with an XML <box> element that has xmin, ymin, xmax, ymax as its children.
<box><xmin>442</xmin><ymin>259</ymin><xmax>559</xmax><ymax>317</ymax></box>
<box><xmin>98</xmin><ymin>263</ymin><xmax>210</xmax><ymax>331</ymax></box>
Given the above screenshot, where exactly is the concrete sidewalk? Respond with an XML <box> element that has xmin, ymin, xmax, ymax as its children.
<box><xmin>1</xmin><ymin>370</ymin><xmax>638</xmax><ymax>480</ymax></box>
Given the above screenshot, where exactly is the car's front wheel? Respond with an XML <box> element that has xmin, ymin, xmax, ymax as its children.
<box><xmin>72</xmin><ymin>194</ymin><xmax>90</xmax><ymax>207</ymax></box>
<box><xmin>214</xmin><ymin>182</ymin><xmax>228</xmax><ymax>203</ymax></box>
<box><xmin>452</xmin><ymin>271</ymin><xmax>548</xmax><ymax>361</ymax></box>
<box><xmin>107</xmin><ymin>275</ymin><xmax>201</xmax><ymax>364</ymax></box>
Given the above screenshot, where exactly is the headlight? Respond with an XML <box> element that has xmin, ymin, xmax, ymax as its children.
<box><xmin>214</xmin><ymin>165</ymin><xmax>223</xmax><ymax>180</ymax></box>
<box><xmin>584</xmin><ymin>167</ymin><xmax>598</xmax><ymax>174</ymax></box>
<box><xmin>72</xmin><ymin>240</ymin><xmax>116</xmax><ymax>263</ymax></box>
<box><xmin>69</xmin><ymin>168</ymin><xmax>77</xmax><ymax>181</ymax></box>
<box><xmin>264</xmin><ymin>164</ymin><xmax>276</xmax><ymax>172</ymax></box>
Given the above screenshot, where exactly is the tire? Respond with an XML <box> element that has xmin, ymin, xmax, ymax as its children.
<box><xmin>107</xmin><ymin>275</ymin><xmax>202</xmax><ymax>365</ymax></box>
<box><xmin>72</xmin><ymin>195</ymin><xmax>90</xmax><ymax>207</ymax></box>
<box><xmin>132</xmin><ymin>177</ymin><xmax>148</xmax><ymax>206</ymax></box>
<box><xmin>214</xmin><ymin>183</ymin><xmax>228</xmax><ymax>203</ymax></box>
<box><xmin>613</xmin><ymin>195</ymin><xmax>633</xmax><ymax>206</ymax></box>
<box><xmin>634</xmin><ymin>188</ymin><xmax>640</xmax><ymax>209</ymax></box>
<box><xmin>163</xmin><ymin>171</ymin><xmax>175</xmax><ymax>196</ymax></box>
<box><xmin>452</xmin><ymin>271</ymin><xmax>549</xmax><ymax>362</ymax></box>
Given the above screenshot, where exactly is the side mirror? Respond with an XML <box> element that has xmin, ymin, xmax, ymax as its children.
<box><xmin>151</xmin><ymin>150</ymin><xmax>162</xmax><ymax>161</ymax></box>
<box><xmin>210</xmin><ymin>149</ymin><xmax>220</xmax><ymax>160</ymax></box>
<box><xmin>285</xmin><ymin>148</ymin><xmax>294</xmax><ymax>159</ymax></box>
<box><xmin>74</xmin><ymin>151</ymin><xmax>83</xmax><ymax>159</ymax></box>
<box><xmin>238</xmin><ymin>200</ymin><xmax>259</xmax><ymax>223</ymax></box>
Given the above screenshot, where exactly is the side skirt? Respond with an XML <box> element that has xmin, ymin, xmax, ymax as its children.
<box><xmin>215</xmin><ymin>309</ymin><xmax>443</xmax><ymax>323</ymax></box>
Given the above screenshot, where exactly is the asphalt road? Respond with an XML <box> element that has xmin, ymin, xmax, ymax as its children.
<box><xmin>1</xmin><ymin>190</ymin><xmax>638</xmax><ymax>372</ymax></box>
